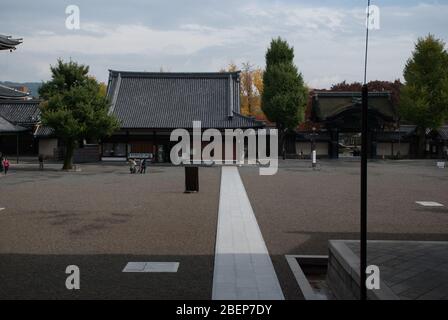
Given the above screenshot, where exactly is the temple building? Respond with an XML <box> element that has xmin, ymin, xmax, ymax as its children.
<box><xmin>427</xmin><ymin>126</ymin><xmax>448</xmax><ymax>159</ymax></box>
<box><xmin>294</xmin><ymin>91</ymin><xmax>414</xmax><ymax>159</ymax></box>
<box><xmin>102</xmin><ymin>71</ymin><xmax>263</xmax><ymax>162</ymax></box>
<box><xmin>0</xmin><ymin>99</ymin><xmax>41</xmax><ymax>157</ymax></box>
<box><xmin>0</xmin><ymin>84</ymin><xmax>58</xmax><ymax>159</ymax></box>
<box><xmin>0</xmin><ymin>84</ymin><xmax>31</xmax><ymax>100</ymax></box>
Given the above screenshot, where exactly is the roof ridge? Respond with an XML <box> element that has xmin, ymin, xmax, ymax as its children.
<box><xmin>0</xmin><ymin>99</ymin><xmax>40</xmax><ymax>104</ymax></box>
<box><xmin>108</xmin><ymin>70</ymin><xmax>241</xmax><ymax>78</ymax></box>
<box><xmin>314</xmin><ymin>91</ymin><xmax>392</xmax><ymax>96</ymax></box>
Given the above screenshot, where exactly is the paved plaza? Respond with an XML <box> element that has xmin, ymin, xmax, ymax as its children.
<box><xmin>348</xmin><ymin>240</ymin><xmax>448</xmax><ymax>300</ymax></box>
<box><xmin>238</xmin><ymin>159</ymin><xmax>448</xmax><ymax>299</ymax></box>
<box><xmin>328</xmin><ymin>240</ymin><xmax>448</xmax><ymax>300</ymax></box>
<box><xmin>0</xmin><ymin>159</ymin><xmax>447</xmax><ymax>299</ymax></box>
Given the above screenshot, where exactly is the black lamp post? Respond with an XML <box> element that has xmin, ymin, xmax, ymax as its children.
<box><xmin>360</xmin><ymin>84</ymin><xmax>368</xmax><ymax>300</ymax></box>
<box><xmin>360</xmin><ymin>0</ymin><xmax>371</xmax><ymax>300</ymax></box>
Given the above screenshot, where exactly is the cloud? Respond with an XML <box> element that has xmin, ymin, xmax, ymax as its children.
<box><xmin>0</xmin><ymin>1</ymin><xmax>447</xmax><ymax>89</ymax></box>
<box><xmin>22</xmin><ymin>24</ymin><xmax>224</xmax><ymax>56</ymax></box>
<box><xmin>240</xmin><ymin>4</ymin><xmax>352</xmax><ymax>32</ymax></box>
<box><xmin>20</xmin><ymin>22</ymin><xmax>267</xmax><ymax>58</ymax></box>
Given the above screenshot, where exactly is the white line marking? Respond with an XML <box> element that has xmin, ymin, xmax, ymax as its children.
<box><xmin>416</xmin><ymin>201</ymin><xmax>444</xmax><ymax>207</ymax></box>
<box><xmin>122</xmin><ymin>262</ymin><xmax>179</xmax><ymax>273</ymax></box>
<box><xmin>212</xmin><ymin>166</ymin><xmax>284</xmax><ymax>300</ymax></box>
<box><xmin>0</xmin><ymin>208</ymin><xmax>5</xmax><ymax>211</ymax></box>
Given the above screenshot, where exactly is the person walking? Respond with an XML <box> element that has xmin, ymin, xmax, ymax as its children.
<box><xmin>2</xmin><ymin>157</ymin><xmax>10</xmax><ymax>175</ymax></box>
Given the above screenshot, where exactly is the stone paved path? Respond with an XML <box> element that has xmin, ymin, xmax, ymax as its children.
<box><xmin>212</xmin><ymin>166</ymin><xmax>284</xmax><ymax>300</ymax></box>
<box><xmin>347</xmin><ymin>241</ymin><xmax>448</xmax><ymax>300</ymax></box>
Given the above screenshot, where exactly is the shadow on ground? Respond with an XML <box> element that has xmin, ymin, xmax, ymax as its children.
<box><xmin>0</xmin><ymin>254</ymin><xmax>213</xmax><ymax>300</ymax></box>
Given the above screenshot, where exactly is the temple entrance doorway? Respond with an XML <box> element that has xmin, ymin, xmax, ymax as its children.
<box><xmin>338</xmin><ymin>132</ymin><xmax>362</xmax><ymax>158</ymax></box>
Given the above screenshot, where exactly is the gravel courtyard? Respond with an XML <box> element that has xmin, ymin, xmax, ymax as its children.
<box><xmin>239</xmin><ymin>159</ymin><xmax>448</xmax><ymax>299</ymax></box>
<box><xmin>0</xmin><ymin>160</ymin><xmax>447</xmax><ymax>299</ymax></box>
<box><xmin>0</xmin><ymin>164</ymin><xmax>220</xmax><ymax>299</ymax></box>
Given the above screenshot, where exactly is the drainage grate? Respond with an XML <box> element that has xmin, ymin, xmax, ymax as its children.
<box><xmin>122</xmin><ymin>262</ymin><xmax>179</xmax><ymax>273</ymax></box>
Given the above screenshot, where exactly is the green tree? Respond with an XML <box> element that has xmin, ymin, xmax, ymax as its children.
<box><xmin>399</xmin><ymin>34</ymin><xmax>448</xmax><ymax>156</ymax></box>
<box><xmin>39</xmin><ymin>59</ymin><xmax>119</xmax><ymax>169</ymax></box>
<box><xmin>262</xmin><ymin>37</ymin><xmax>307</xmax><ymax>158</ymax></box>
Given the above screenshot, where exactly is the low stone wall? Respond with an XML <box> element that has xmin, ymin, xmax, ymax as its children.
<box><xmin>326</xmin><ymin>240</ymin><xmax>399</xmax><ymax>300</ymax></box>
<box><xmin>326</xmin><ymin>241</ymin><xmax>359</xmax><ymax>300</ymax></box>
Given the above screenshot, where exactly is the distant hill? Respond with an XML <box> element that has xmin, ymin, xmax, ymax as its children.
<box><xmin>0</xmin><ymin>81</ymin><xmax>42</xmax><ymax>98</ymax></box>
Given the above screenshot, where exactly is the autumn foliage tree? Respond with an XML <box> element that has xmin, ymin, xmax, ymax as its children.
<box><xmin>221</xmin><ymin>62</ymin><xmax>264</xmax><ymax>117</ymax></box>
<box><xmin>331</xmin><ymin>80</ymin><xmax>402</xmax><ymax>108</ymax></box>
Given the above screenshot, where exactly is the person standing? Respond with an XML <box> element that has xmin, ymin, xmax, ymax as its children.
<box><xmin>140</xmin><ymin>158</ymin><xmax>147</xmax><ymax>174</ymax></box>
<box><xmin>38</xmin><ymin>154</ymin><xmax>44</xmax><ymax>171</ymax></box>
<box><xmin>128</xmin><ymin>158</ymin><xmax>137</xmax><ymax>174</ymax></box>
<box><xmin>2</xmin><ymin>157</ymin><xmax>10</xmax><ymax>175</ymax></box>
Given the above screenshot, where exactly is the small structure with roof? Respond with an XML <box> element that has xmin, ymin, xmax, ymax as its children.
<box><xmin>427</xmin><ymin>126</ymin><xmax>448</xmax><ymax>159</ymax></box>
<box><xmin>294</xmin><ymin>91</ymin><xmax>401</xmax><ymax>159</ymax></box>
<box><xmin>103</xmin><ymin>70</ymin><xmax>263</xmax><ymax>162</ymax></box>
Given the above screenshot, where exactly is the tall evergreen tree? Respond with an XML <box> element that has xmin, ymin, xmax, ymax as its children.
<box><xmin>39</xmin><ymin>59</ymin><xmax>119</xmax><ymax>169</ymax></box>
<box><xmin>399</xmin><ymin>34</ymin><xmax>448</xmax><ymax>156</ymax></box>
<box><xmin>262</xmin><ymin>37</ymin><xmax>307</xmax><ymax>158</ymax></box>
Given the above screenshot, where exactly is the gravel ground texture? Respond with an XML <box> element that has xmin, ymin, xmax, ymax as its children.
<box><xmin>239</xmin><ymin>159</ymin><xmax>448</xmax><ymax>300</ymax></box>
<box><xmin>0</xmin><ymin>164</ymin><xmax>220</xmax><ymax>299</ymax></box>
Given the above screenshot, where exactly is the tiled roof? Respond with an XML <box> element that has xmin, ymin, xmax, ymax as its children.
<box><xmin>0</xmin><ymin>115</ymin><xmax>26</xmax><ymax>133</ymax></box>
<box><xmin>107</xmin><ymin>70</ymin><xmax>263</xmax><ymax>129</ymax></box>
<box><xmin>0</xmin><ymin>100</ymin><xmax>40</xmax><ymax>128</ymax></box>
<box><xmin>311</xmin><ymin>91</ymin><xmax>396</xmax><ymax>123</ymax></box>
<box><xmin>436</xmin><ymin>126</ymin><xmax>448</xmax><ymax>140</ymax></box>
<box><xmin>34</xmin><ymin>125</ymin><xmax>54</xmax><ymax>137</ymax></box>
<box><xmin>426</xmin><ymin>126</ymin><xmax>448</xmax><ymax>141</ymax></box>
<box><xmin>0</xmin><ymin>34</ymin><xmax>22</xmax><ymax>51</ymax></box>
<box><xmin>0</xmin><ymin>84</ymin><xmax>30</xmax><ymax>100</ymax></box>
<box><xmin>377</xmin><ymin>131</ymin><xmax>415</xmax><ymax>142</ymax></box>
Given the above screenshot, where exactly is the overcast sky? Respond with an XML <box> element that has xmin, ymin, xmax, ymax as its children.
<box><xmin>1</xmin><ymin>0</ymin><xmax>447</xmax><ymax>88</ymax></box>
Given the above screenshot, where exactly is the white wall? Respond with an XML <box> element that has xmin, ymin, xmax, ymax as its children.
<box><xmin>296</xmin><ymin>142</ymin><xmax>329</xmax><ymax>156</ymax></box>
<box><xmin>377</xmin><ymin>142</ymin><xmax>410</xmax><ymax>157</ymax></box>
<box><xmin>376</xmin><ymin>143</ymin><xmax>392</xmax><ymax>157</ymax></box>
<box><xmin>39</xmin><ymin>139</ymin><xmax>58</xmax><ymax>158</ymax></box>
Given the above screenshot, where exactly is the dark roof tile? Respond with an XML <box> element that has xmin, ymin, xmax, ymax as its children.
<box><xmin>34</xmin><ymin>125</ymin><xmax>54</xmax><ymax>137</ymax></box>
<box><xmin>0</xmin><ymin>84</ymin><xmax>30</xmax><ymax>99</ymax></box>
<box><xmin>0</xmin><ymin>115</ymin><xmax>26</xmax><ymax>133</ymax></box>
<box><xmin>0</xmin><ymin>100</ymin><xmax>40</xmax><ymax>127</ymax></box>
<box><xmin>107</xmin><ymin>71</ymin><xmax>263</xmax><ymax>129</ymax></box>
